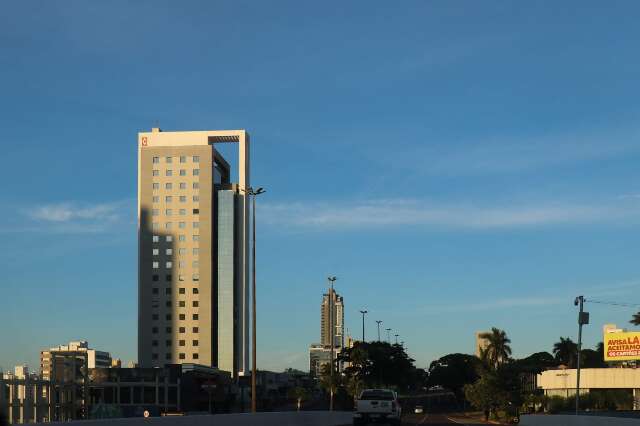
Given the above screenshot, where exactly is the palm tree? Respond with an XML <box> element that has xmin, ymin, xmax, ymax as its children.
<box><xmin>478</xmin><ymin>327</ymin><xmax>512</xmax><ymax>370</ymax></box>
<box><xmin>630</xmin><ymin>312</ymin><xmax>640</xmax><ymax>326</ymax></box>
<box><xmin>553</xmin><ymin>337</ymin><xmax>577</xmax><ymax>367</ymax></box>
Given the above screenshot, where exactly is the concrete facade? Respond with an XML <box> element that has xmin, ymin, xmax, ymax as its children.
<box><xmin>320</xmin><ymin>289</ymin><xmax>344</xmax><ymax>349</ymax></box>
<box><xmin>137</xmin><ymin>129</ymin><xmax>250</xmax><ymax>377</ymax></box>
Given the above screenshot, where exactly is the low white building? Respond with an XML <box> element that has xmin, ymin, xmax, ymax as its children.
<box><xmin>537</xmin><ymin>368</ymin><xmax>640</xmax><ymax>409</ymax></box>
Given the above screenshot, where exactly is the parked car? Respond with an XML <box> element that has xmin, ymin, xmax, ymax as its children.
<box><xmin>414</xmin><ymin>405</ymin><xmax>423</xmax><ymax>414</ymax></box>
<box><xmin>353</xmin><ymin>389</ymin><xmax>402</xmax><ymax>425</ymax></box>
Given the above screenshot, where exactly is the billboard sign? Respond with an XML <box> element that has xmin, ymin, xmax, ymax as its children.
<box><xmin>604</xmin><ymin>331</ymin><xmax>640</xmax><ymax>361</ymax></box>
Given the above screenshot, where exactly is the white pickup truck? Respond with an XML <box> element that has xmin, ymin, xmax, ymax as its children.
<box><xmin>353</xmin><ymin>388</ymin><xmax>402</xmax><ymax>426</ymax></box>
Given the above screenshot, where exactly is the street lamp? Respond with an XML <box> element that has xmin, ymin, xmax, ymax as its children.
<box><xmin>574</xmin><ymin>296</ymin><xmax>589</xmax><ymax>415</ymax></box>
<box><xmin>394</xmin><ymin>334</ymin><xmax>399</xmax><ymax>345</ymax></box>
<box><xmin>243</xmin><ymin>186</ymin><xmax>265</xmax><ymax>413</ymax></box>
<box><xmin>328</xmin><ymin>276</ymin><xmax>337</xmax><ymax>412</ymax></box>
<box><xmin>385</xmin><ymin>328</ymin><xmax>392</xmax><ymax>344</ymax></box>
<box><xmin>376</xmin><ymin>320</ymin><xmax>383</xmax><ymax>341</ymax></box>
<box><xmin>359</xmin><ymin>310</ymin><xmax>368</xmax><ymax>342</ymax></box>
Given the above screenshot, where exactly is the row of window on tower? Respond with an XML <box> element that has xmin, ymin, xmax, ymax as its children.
<box><xmin>153</xmin><ymin>156</ymin><xmax>200</xmax><ymax>164</ymax></box>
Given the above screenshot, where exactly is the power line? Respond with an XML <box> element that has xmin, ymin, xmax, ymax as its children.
<box><xmin>586</xmin><ymin>299</ymin><xmax>640</xmax><ymax>308</ymax></box>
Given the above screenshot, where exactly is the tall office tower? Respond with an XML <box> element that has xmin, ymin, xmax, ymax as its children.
<box><xmin>138</xmin><ymin>128</ymin><xmax>250</xmax><ymax>377</ymax></box>
<box><xmin>320</xmin><ymin>289</ymin><xmax>344</xmax><ymax>348</ymax></box>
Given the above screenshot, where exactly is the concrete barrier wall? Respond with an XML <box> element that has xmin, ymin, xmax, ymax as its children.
<box><xmin>40</xmin><ymin>411</ymin><xmax>353</xmax><ymax>426</ymax></box>
<box><xmin>521</xmin><ymin>414</ymin><xmax>640</xmax><ymax>426</ymax></box>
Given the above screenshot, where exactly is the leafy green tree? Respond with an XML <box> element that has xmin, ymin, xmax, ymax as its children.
<box><xmin>464</xmin><ymin>371</ymin><xmax>508</xmax><ymax>421</ymax></box>
<box><xmin>553</xmin><ymin>337</ymin><xmax>577</xmax><ymax>367</ymax></box>
<box><xmin>478</xmin><ymin>328</ymin><xmax>512</xmax><ymax>370</ymax></box>
<box><xmin>287</xmin><ymin>387</ymin><xmax>308</xmax><ymax>411</ymax></box>
<box><xmin>630</xmin><ymin>312</ymin><xmax>640</xmax><ymax>326</ymax></box>
<box><xmin>427</xmin><ymin>353</ymin><xmax>481</xmax><ymax>400</ymax></box>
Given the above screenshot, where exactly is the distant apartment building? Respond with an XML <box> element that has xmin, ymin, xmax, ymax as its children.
<box><xmin>0</xmin><ymin>366</ymin><xmax>50</xmax><ymax>424</ymax></box>
<box><xmin>137</xmin><ymin>128</ymin><xmax>250</xmax><ymax>377</ymax></box>
<box><xmin>40</xmin><ymin>341</ymin><xmax>111</xmax><ymax>381</ymax></box>
<box><xmin>320</xmin><ymin>288</ymin><xmax>344</xmax><ymax>348</ymax></box>
<box><xmin>308</xmin><ymin>344</ymin><xmax>332</xmax><ymax>377</ymax></box>
<box><xmin>475</xmin><ymin>331</ymin><xmax>490</xmax><ymax>358</ymax></box>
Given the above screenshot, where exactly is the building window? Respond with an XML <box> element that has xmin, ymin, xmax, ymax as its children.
<box><xmin>165</xmin><ymin>314</ymin><xmax>172</xmax><ymax>320</ymax></box>
<box><xmin>178</xmin><ymin>274</ymin><xmax>185</xmax><ymax>281</ymax></box>
<box><xmin>152</xmin><ymin>327</ymin><xmax>158</xmax><ymax>334</ymax></box>
<box><xmin>179</xmin><ymin>222</ymin><xmax>186</xmax><ymax>229</ymax></box>
<box><xmin>152</xmin><ymin>353</ymin><xmax>158</xmax><ymax>360</ymax></box>
<box><xmin>166</xmin><ymin>301</ymin><xmax>171</xmax><ymax>307</ymax></box>
<box><xmin>179</xmin><ymin>340</ymin><xmax>185</xmax><ymax>347</ymax></box>
<box><xmin>193</xmin><ymin>288</ymin><xmax>199</xmax><ymax>294</ymax></box>
<box><xmin>193</xmin><ymin>235</ymin><xmax>199</xmax><ymax>242</ymax></box>
<box><xmin>193</xmin><ymin>274</ymin><xmax>199</xmax><ymax>281</ymax></box>
<box><xmin>179</xmin><ymin>314</ymin><xmax>185</xmax><ymax>320</ymax></box>
<box><xmin>193</xmin><ymin>301</ymin><xmax>199</xmax><ymax>308</ymax></box>
<box><xmin>193</xmin><ymin>314</ymin><xmax>199</xmax><ymax>320</ymax></box>
<box><xmin>193</xmin><ymin>196</ymin><xmax>200</xmax><ymax>202</ymax></box>
<box><xmin>180</xmin><ymin>156</ymin><xmax>186</xmax><ymax>163</ymax></box>
<box><xmin>165</xmin><ymin>288</ymin><xmax>171</xmax><ymax>295</ymax></box>
<box><xmin>192</xmin><ymin>261</ymin><xmax>199</xmax><ymax>268</ymax></box>
<box><xmin>179</xmin><ymin>353</ymin><xmax>186</xmax><ymax>360</ymax></box>
<box><xmin>152</xmin><ymin>196</ymin><xmax>160</xmax><ymax>203</ymax></box>
<box><xmin>166</xmin><ymin>235</ymin><xmax>173</xmax><ymax>242</ymax></box>
<box><xmin>193</xmin><ymin>169</ymin><xmax>199</xmax><ymax>176</ymax></box>
<box><xmin>193</xmin><ymin>222</ymin><xmax>199</xmax><ymax>229</ymax></box>
<box><xmin>165</xmin><ymin>196</ymin><xmax>172</xmax><ymax>203</ymax></box>
<box><xmin>153</xmin><ymin>156</ymin><xmax>159</xmax><ymax>164</ymax></box>
<box><xmin>192</xmin><ymin>248</ymin><xmax>199</xmax><ymax>255</ymax></box>
<box><xmin>193</xmin><ymin>208</ymin><xmax>199</xmax><ymax>214</ymax></box>
<box><xmin>179</xmin><ymin>327</ymin><xmax>186</xmax><ymax>333</ymax></box>
<box><xmin>166</xmin><ymin>340</ymin><xmax>172</xmax><ymax>347</ymax></box>
<box><xmin>178</xmin><ymin>248</ymin><xmax>186</xmax><ymax>255</ymax></box>
<box><xmin>152</xmin><ymin>314</ymin><xmax>159</xmax><ymax>320</ymax></box>
<box><xmin>179</xmin><ymin>301</ymin><xmax>186</xmax><ymax>307</ymax></box>
<box><xmin>179</xmin><ymin>196</ymin><xmax>187</xmax><ymax>203</ymax></box>
<box><xmin>193</xmin><ymin>182</ymin><xmax>199</xmax><ymax>189</ymax></box>
<box><xmin>178</xmin><ymin>261</ymin><xmax>185</xmax><ymax>268</ymax></box>
<box><xmin>166</xmin><ymin>327</ymin><xmax>172</xmax><ymax>333</ymax></box>
<box><xmin>152</xmin><ymin>288</ymin><xmax>159</xmax><ymax>295</ymax></box>
<box><xmin>153</xmin><ymin>235</ymin><xmax>159</xmax><ymax>242</ymax></box>
<box><xmin>179</xmin><ymin>183</ymin><xmax>186</xmax><ymax>189</ymax></box>
<box><xmin>151</xmin><ymin>209</ymin><xmax>159</xmax><ymax>216</ymax></box>
<box><xmin>166</xmin><ymin>261</ymin><xmax>173</xmax><ymax>269</ymax></box>
<box><xmin>166</xmin><ymin>248</ymin><xmax>172</xmax><ymax>255</ymax></box>
<box><xmin>165</xmin><ymin>209</ymin><xmax>172</xmax><ymax>216</ymax></box>
<box><xmin>152</xmin><ymin>222</ymin><xmax>159</xmax><ymax>230</ymax></box>
<box><xmin>179</xmin><ymin>169</ymin><xmax>186</xmax><ymax>176</ymax></box>
<box><xmin>193</xmin><ymin>353</ymin><xmax>199</xmax><ymax>360</ymax></box>
<box><xmin>179</xmin><ymin>235</ymin><xmax>186</xmax><ymax>242</ymax></box>
<box><xmin>166</xmin><ymin>156</ymin><xmax>172</xmax><ymax>163</ymax></box>
<box><xmin>152</xmin><ymin>183</ymin><xmax>159</xmax><ymax>190</ymax></box>
<box><xmin>193</xmin><ymin>156</ymin><xmax>199</xmax><ymax>163</ymax></box>
<box><xmin>165</xmin><ymin>182</ymin><xmax>172</xmax><ymax>190</ymax></box>
<box><xmin>179</xmin><ymin>288</ymin><xmax>186</xmax><ymax>294</ymax></box>
<box><xmin>152</xmin><ymin>261</ymin><xmax>159</xmax><ymax>269</ymax></box>
<box><xmin>152</xmin><ymin>170</ymin><xmax>159</xmax><ymax>176</ymax></box>
<box><xmin>152</xmin><ymin>340</ymin><xmax>158</xmax><ymax>346</ymax></box>
<box><xmin>152</xmin><ymin>274</ymin><xmax>159</xmax><ymax>281</ymax></box>
<box><xmin>166</xmin><ymin>170</ymin><xmax>172</xmax><ymax>177</ymax></box>
<box><xmin>193</xmin><ymin>340</ymin><xmax>199</xmax><ymax>347</ymax></box>
<box><xmin>165</xmin><ymin>222</ymin><xmax>172</xmax><ymax>230</ymax></box>
<box><xmin>179</xmin><ymin>209</ymin><xmax>186</xmax><ymax>215</ymax></box>
<box><xmin>152</xmin><ymin>249</ymin><xmax>159</xmax><ymax>256</ymax></box>
<box><xmin>193</xmin><ymin>327</ymin><xmax>199</xmax><ymax>333</ymax></box>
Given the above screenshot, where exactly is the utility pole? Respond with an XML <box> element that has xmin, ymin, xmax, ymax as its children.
<box><xmin>575</xmin><ymin>295</ymin><xmax>589</xmax><ymax>415</ymax></box>
<box><xmin>360</xmin><ymin>310</ymin><xmax>368</xmax><ymax>342</ymax></box>
<box><xmin>328</xmin><ymin>276</ymin><xmax>337</xmax><ymax>412</ymax></box>
<box><xmin>386</xmin><ymin>328</ymin><xmax>391</xmax><ymax>343</ymax></box>
<box><xmin>376</xmin><ymin>320</ymin><xmax>383</xmax><ymax>341</ymax></box>
<box><xmin>247</xmin><ymin>187</ymin><xmax>265</xmax><ymax>414</ymax></box>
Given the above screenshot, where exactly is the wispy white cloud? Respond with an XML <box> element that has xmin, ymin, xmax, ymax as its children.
<box><xmin>28</xmin><ymin>202</ymin><xmax>123</xmax><ymax>223</ymax></box>
<box><xmin>261</xmin><ymin>198</ymin><xmax>640</xmax><ymax>230</ymax></box>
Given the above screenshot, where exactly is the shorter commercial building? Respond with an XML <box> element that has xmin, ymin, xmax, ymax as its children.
<box><xmin>0</xmin><ymin>366</ymin><xmax>51</xmax><ymax>424</ymax></box>
<box><xmin>41</xmin><ymin>341</ymin><xmax>112</xmax><ymax>381</ymax></box>
<box><xmin>537</xmin><ymin>368</ymin><xmax>640</xmax><ymax>409</ymax></box>
<box><xmin>309</xmin><ymin>344</ymin><xmax>332</xmax><ymax>378</ymax></box>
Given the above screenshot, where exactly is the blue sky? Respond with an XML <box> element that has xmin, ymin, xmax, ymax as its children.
<box><xmin>1</xmin><ymin>1</ymin><xmax>640</xmax><ymax>372</ymax></box>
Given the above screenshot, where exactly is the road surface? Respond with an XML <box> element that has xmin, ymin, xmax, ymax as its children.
<box><xmin>348</xmin><ymin>412</ymin><xmax>490</xmax><ymax>425</ymax></box>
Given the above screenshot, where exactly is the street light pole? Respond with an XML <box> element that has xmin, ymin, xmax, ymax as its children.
<box><xmin>575</xmin><ymin>295</ymin><xmax>589</xmax><ymax>415</ymax></box>
<box><xmin>386</xmin><ymin>328</ymin><xmax>391</xmax><ymax>344</ymax></box>
<box><xmin>246</xmin><ymin>187</ymin><xmax>265</xmax><ymax>414</ymax></box>
<box><xmin>328</xmin><ymin>276</ymin><xmax>337</xmax><ymax>412</ymax></box>
<box><xmin>376</xmin><ymin>321</ymin><xmax>383</xmax><ymax>341</ymax></box>
<box><xmin>360</xmin><ymin>310</ymin><xmax>368</xmax><ymax>342</ymax></box>
<box><xmin>394</xmin><ymin>334</ymin><xmax>399</xmax><ymax>345</ymax></box>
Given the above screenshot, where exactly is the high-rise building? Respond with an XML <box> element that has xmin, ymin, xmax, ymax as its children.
<box><xmin>320</xmin><ymin>288</ymin><xmax>344</xmax><ymax>348</ymax></box>
<box><xmin>475</xmin><ymin>332</ymin><xmax>490</xmax><ymax>358</ymax></box>
<box><xmin>137</xmin><ymin>128</ymin><xmax>250</xmax><ymax>377</ymax></box>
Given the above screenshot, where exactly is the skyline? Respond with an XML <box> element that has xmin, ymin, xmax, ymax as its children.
<box><xmin>2</xmin><ymin>1</ymin><xmax>640</xmax><ymax>373</ymax></box>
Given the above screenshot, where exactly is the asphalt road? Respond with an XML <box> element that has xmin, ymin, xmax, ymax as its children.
<box><xmin>343</xmin><ymin>412</ymin><xmax>489</xmax><ymax>425</ymax></box>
